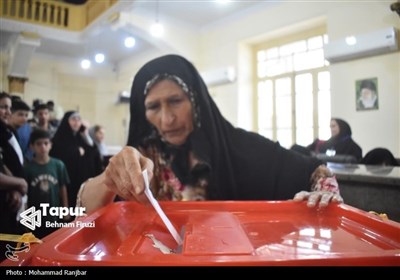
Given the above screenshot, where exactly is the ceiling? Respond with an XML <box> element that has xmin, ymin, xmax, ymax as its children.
<box><xmin>0</xmin><ymin>1</ymin><xmax>272</xmax><ymax>66</ymax></box>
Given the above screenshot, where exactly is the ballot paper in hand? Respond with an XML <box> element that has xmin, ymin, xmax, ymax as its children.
<box><xmin>142</xmin><ymin>169</ymin><xmax>183</xmax><ymax>245</ymax></box>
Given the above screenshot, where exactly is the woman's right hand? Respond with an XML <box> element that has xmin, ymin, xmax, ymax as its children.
<box><xmin>103</xmin><ymin>146</ymin><xmax>154</xmax><ymax>203</ymax></box>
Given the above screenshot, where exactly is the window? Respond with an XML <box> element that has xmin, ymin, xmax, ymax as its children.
<box><xmin>255</xmin><ymin>30</ymin><xmax>330</xmax><ymax>148</ymax></box>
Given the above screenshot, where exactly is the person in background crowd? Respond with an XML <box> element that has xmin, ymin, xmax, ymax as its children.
<box><xmin>46</xmin><ymin>100</ymin><xmax>64</xmax><ymax>128</ymax></box>
<box><xmin>50</xmin><ymin>111</ymin><xmax>102</xmax><ymax>208</ymax></box>
<box><xmin>0</xmin><ymin>92</ymin><xmax>28</xmax><ymax>238</ymax></box>
<box><xmin>305</xmin><ymin>139</ymin><xmax>327</xmax><ymax>156</ymax></box>
<box><xmin>32</xmin><ymin>99</ymin><xmax>44</xmax><ymax>112</ymax></box>
<box><xmin>32</xmin><ymin>103</ymin><xmax>58</xmax><ymax>139</ymax></box>
<box><xmin>77</xmin><ymin>55</ymin><xmax>343</xmax><ymax>214</ymax></box>
<box><xmin>0</xmin><ymin>153</ymin><xmax>28</xmax><ymax>262</ymax></box>
<box><xmin>317</xmin><ymin>118</ymin><xmax>363</xmax><ymax>162</ymax></box>
<box><xmin>360</xmin><ymin>148</ymin><xmax>399</xmax><ymax>166</ymax></box>
<box><xmin>9</xmin><ymin>96</ymin><xmax>31</xmax><ymax>161</ymax></box>
<box><xmin>24</xmin><ymin>129</ymin><xmax>70</xmax><ymax>238</ymax></box>
<box><xmin>89</xmin><ymin>124</ymin><xmax>109</xmax><ymax>168</ymax></box>
<box><xmin>6</xmin><ymin>96</ymin><xmax>30</xmax><ymax>226</ymax></box>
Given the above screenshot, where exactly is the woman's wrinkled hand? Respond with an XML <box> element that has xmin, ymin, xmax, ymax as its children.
<box><xmin>103</xmin><ymin>146</ymin><xmax>154</xmax><ymax>203</ymax></box>
<box><xmin>293</xmin><ymin>190</ymin><xmax>344</xmax><ymax>208</ymax></box>
<box><xmin>294</xmin><ymin>165</ymin><xmax>343</xmax><ymax>208</ymax></box>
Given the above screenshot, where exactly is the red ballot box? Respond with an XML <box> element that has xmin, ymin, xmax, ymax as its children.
<box><xmin>1</xmin><ymin>201</ymin><xmax>400</xmax><ymax>266</ymax></box>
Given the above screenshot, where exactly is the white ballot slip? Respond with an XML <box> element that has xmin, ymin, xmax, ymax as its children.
<box><xmin>142</xmin><ymin>169</ymin><xmax>183</xmax><ymax>245</ymax></box>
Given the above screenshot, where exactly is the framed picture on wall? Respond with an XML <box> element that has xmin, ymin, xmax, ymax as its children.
<box><xmin>356</xmin><ymin>77</ymin><xmax>379</xmax><ymax>111</ymax></box>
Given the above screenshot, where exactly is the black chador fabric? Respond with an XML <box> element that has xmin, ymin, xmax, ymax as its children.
<box><xmin>50</xmin><ymin>111</ymin><xmax>102</xmax><ymax>207</ymax></box>
<box><xmin>0</xmin><ymin>121</ymin><xmax>23</xmax><ymax>234</ymax></box>
<box><xmin>0</xmin><ymin>121</ymin><xmax>23</xmax><ymax>178</ymax></box>
<box><xmin>128</xmin><ymin>54</ymin><xmax>322</xmax><ymax>200</ymax></box>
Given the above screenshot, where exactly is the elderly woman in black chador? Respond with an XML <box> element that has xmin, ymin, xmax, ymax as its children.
<box><xmin>78</xmin><ymin>55</ymin><xmax>342</xmax><ymax>213</ymax></box>
<box><xmin>318</xmin><ymin>118</ymin><xmax>362</xmax><ymax>162</ymax></box>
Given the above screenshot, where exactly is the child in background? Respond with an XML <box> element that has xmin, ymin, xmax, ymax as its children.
<box><xmin>24</xmin><ymin>129</ymin><xmax>70</xmax><ymax>238</ymax></box>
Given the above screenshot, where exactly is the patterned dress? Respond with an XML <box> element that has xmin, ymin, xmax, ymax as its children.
<box><xmin>140</xmin><ymin>145</ymin><xmax>207</xmax><ymax>201</ymax></box>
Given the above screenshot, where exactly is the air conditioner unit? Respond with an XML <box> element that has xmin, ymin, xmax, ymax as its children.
<box><xmin>200</xmin><ymin>66</ymin><xmax>236</xmax><ymax>87</ymax></box>
<box><xmin>324</xmin><ymin>27</ymin><xmax>399</xmax><ymax>63</ymax></box>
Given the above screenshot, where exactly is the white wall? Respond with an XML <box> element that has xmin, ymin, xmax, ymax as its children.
<box><xmin>329</xmin><ymin>54</ymin><xmax>399</xmax><ymax>158</ymax></box>
<box><xmin>199</xmin><ymin>1</ymin><xmax>400</xmax><ymax>157</ymax></box>
<box><xmin>2</xmin><ymin>1</ymin><xmax>399</xmax><ymax>157</ymax></box>
<box><xmin>326</xmin><ymin>2</ymin><xmax>400</xmax><ymax>157</ymax></box>
<box><xmin>23</xmin><ymin>55</ymin><xmax>128</xmax><ymax>147</ymax></box>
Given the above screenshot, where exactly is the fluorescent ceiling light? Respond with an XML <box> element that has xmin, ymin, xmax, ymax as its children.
<box><xmin>345</xmin><ymin>36</ymin><xmax>357</xmax><ymax>46</ymax></box>
<box><xmin>81</xmin><ymin>59</ymin><xmax>91</xmax><ymax>69</ymax></box>
<box><xmin>150</xmin><ymin>23</ymin><xmax>164</xmax><ymax>37</ymax></box>
<box><xmin>95</xmin><ymin>53</ymin><xmax>105</xmax><ymax>63</ymax></box>
<box><xmin>124</xmin><ymin>37</ymin><xmax>136</xmax><ymax>48</ymax></box>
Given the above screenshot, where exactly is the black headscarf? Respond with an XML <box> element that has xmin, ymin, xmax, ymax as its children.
<box><xmin>361</xmin><ymin>148</ymin><xmax>399</xmax><ymax>166</ymax></box>
<box><xmin>128</xmin><ymin>54</ymin><xmax>322</xmax><ymax>200</ymax></box>
<box><xmin>319</xmin><ymin>118</ymin><xmax>362</xmax><ymax>161</ymax></box>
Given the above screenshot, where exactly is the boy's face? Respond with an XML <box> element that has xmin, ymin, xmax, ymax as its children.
<box><xmin>10</xmin><ymin>109</ymin><xmax>29</xmax><ymax>129</ymax></box>
<box><xmin>31</xmin><ymin>138</ymin><xmax>52</xmax><ymax>157</ymax></box>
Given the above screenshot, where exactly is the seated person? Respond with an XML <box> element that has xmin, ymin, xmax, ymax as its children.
<box><xmin>317</xmin><ymin>118</ymin><xmax>362</xmax><ymax>162</ymax></box>
<box><xmin>306</xmin><ymin>138</ymin><xmax>326</xmax><ymax>155</ymax></box>
<box><xmin>360</xmin><ymin>148</ymin><xmax>399</xmax><ymax>166</ymax></box>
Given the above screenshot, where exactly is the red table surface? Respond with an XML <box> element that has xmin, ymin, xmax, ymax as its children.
<box><xmin>1</xmin><ymin>201</ymin><xmax>399</xmax><ymax>266</ymax></box>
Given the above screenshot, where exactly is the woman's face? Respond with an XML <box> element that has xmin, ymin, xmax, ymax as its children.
<box><xmin>68</xmin><ymin>115</ymin><xmax>82</xmax><ymax>132</ymax></box>
<box><xmin>330</xmin><ymin>119</ymin><xmax>340</xmax><ymax>137</ymax></box>
<box><xmin>0</xmin><ymin>97</ymin><xmax>12</xmax><ymax>124</ymax></box>
<box><xmin>145</xmin><ymin>79</ymin><xmax>194</xmax><ymax>146</ymax></box>
<box><xmin>95</xmin><ymin>128</ymin><xmax>105</xmax><ymax>142</ymax></box>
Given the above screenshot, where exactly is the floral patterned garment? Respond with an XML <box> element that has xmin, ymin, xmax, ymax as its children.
<box><xmin>140</xmin><ymin>145</ymin><xmax>207</xmax><ymax>201</ymax></box>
